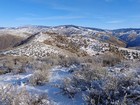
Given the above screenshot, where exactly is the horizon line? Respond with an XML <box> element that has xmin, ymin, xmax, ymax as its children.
<box><xmin>0</xmin><ymin>24</ymin><xmax>140</xmax><ymax>30</ymax></box>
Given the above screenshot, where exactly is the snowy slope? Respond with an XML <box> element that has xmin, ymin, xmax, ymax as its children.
<box><xmin>2</xmin><ymin>42</ymin><xmax>69</xmax><ymax>58</ymax></box>
<box><xmin>0</xmin><ymin>66</ymin><xmax>85</xmax><ymax>105</ymax></box>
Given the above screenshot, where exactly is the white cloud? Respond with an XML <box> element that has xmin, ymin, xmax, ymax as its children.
<box><xmin>16</xmin><ymin>16</ymin><xmax>85</xmax><ymax>21</ymax></box>
<box><xmin>106</xmin><ymin>20</ymin><xmax>124</xmax><ymax>24</ymax></box>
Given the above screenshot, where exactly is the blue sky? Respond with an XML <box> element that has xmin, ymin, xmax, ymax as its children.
<box><xmin>0</xmin><ymin>0</ymin><xmax>140</xmax><ymax>29</ymax></box>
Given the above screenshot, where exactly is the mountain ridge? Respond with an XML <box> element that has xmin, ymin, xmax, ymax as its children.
<box><xmin>0</xmin><ymin>25</ymin><xmax>140</xmax><ymax>50</ymax></box>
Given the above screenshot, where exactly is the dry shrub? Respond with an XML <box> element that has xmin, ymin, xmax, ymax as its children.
<box><xmin>100</xmin><ymin>53</ymin><xmax>122</xmax><ymax>67</ymax></box>
<box><xmin>83</xmin><ymin>70</ymin><xmax>140</xmax><ymax>105</ymax></box>
<box><xmin>75</xmin><ymin>64</ymin><xmax>107</xmax><ymax>81</ymax></box>
<box><xmin>58</xmin><ymin>63</ymin><xmax>107</xmax><ymax>98</ymax></box>
<box><xmin>0</xmin><ymin>56</ymin><xmax>33</xmax><ymax>75</ymax></box>
<box><xmin>43</xmin><ymin>40</ymin><xmax>53</xmax><ymax>46</ymax></box>
<box><xmin>40</xmin><ymin>55</ymin><xmax>80</xmax><ymax>67</ymax></box>
<box><xmin>78</xmin><ymin>56</ymin><xmax>96</xmax><ymax>64</ymax></box>
<box><xmin>29</xmin><ymin>64</ymin><xmax>52</xmax><ymax>86</ymax></box>
<box><xmin>59</xmin><ymin>62</ymin><xmax>140</xmax><ymax>105</ymax></box>
<box><xmin>57</xmin><ymin>78</ymin><xmax>80</xmax><ymax>98</ymax></box>
<box><xmin>38</xmin><ymin>55</ymin><xmax>64</xmax><ymax>67</ymax></box>
<box><xmin>0</xmin><ymin>70</ymin><xmax>7</xmax><ymax>75</ymax></box>
<box><xmin>43</xmin><ymin>35</ymin><xmax>87</xmax><ymax>57</ymax></box>
<box><xmin>122</xmin><ymin>59</ymin><xmax>140</xmax><ymax>69</ymax></box>
<box><xmin>29</xmin><ymin>70</ymin><xmax>50</xmax><ymax>86</ymax></box>
<box><xmin>58</xmin><ymin>56</ymin><xmax>80</xmax><ymax>67</ymax></box>
<box><xmin>0</xmin><ymin>84</ymin><xmax>51</xmax><ymax>105</ymax></box>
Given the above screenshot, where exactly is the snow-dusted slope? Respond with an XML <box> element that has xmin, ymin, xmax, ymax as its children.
<box><xmin>68</xmin><ymin>36</ymin><xmax>109</xmax><ymax>56</ymax></box>
<box><xmin>2</xmin><ymin>42</ymin><xmax>70</xmax><ymax>58</ymax></box>
<box><xmin>0</xmin><ymin>25</ymin><xmax>140</xmax><ymax>105</ymax></box>
<box><xmin>0</xmin><ymin>25</ymin><xmax>140</xmax><ymax>60</ymax></box>
<box><xmin>0</xmin><ymin>66</ymin><xmax>85</xmax><ymax>105</ymax></box>
<box><xmin>0</xmin><ymin>25</ymin><xmax>126</xmax><ymax>47</ymax></box>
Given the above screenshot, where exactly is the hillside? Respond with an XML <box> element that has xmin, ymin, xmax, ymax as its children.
<box><xmin>0</xmin><ymin>35</ymin><xmax>23</xmax><ymax>50</ymax></box>
<box><xmin>112</xmin><ymin>28</ymin><xmax>140</xmax><ymax>47</ymax></box>
<box><xmin>0</xmin><ymin>25</ymin><xmax>139</xmax><ymax>105</ymax></box>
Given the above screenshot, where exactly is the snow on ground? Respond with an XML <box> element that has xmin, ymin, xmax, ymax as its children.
<box><xmin>3</xmin><ymin>42</ymin><xmax>68</xmax><ymax>58</ymax></box>
<box><xmin>0</xmin><ymin>66</ymin><xmax>85</xmax><ymax>105</ymax></box>
<box><xmin>0</xmin><ymin>73</ymin><xmax>32</xmax><ymax>86</ymax></box>
<box><xmin>34</xmin><ymin>32</ymin><xmax>52</xmax><ymax>42</ymax></box>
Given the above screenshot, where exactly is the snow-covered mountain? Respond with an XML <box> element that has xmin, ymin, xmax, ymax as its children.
<box><xmin>4</xmin><ymin>25</ymin><xmax>140</xmax><ymax>48</ymax></box>
<box><xmin>47</xmin><ymin>25</ymin><xmax>126</xmax><ymax>47</ymax></box>
<box><xmin>112</xmin><ymin>28</ymin><xmax>140</xmax><ymax>47</ymax></box>
<box><xmin>0</xmin><ymin>25</ymin><xmax>140</xmax><ymax>59</ymax></box>
<box><xmin>0</xmin><ymin>25</ymin><xmax>140</xmax><ymax>105</ymax></box>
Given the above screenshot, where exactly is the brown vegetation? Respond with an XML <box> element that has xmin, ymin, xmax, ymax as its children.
<box><xmin>108</xmin><ymin>36</ymin><xmax>126</xmax><ymax>47</ymax></box>
<box><xmin>0</xmin><ymin>85</ymin><xmax>51</xmax><ymax>105</ymax></box>
<box><xmin>29</xmin><ymin>64</ymin><xmax>52</xmax><ymax>86</ymax></box>
<box><xmin>59</xmin><ymin>60</ymin><xmax>140</xmax><ymax>105</ymax></box>
<box><xmin>0</xmin><ymin>55</ymin><xmax>33</xmax><ymax>74</ymax></box>
<box><xmin>43</xmin><ymin>35</ymin><xmax>88</xmax><ymax>57</ymax></box>
<box><xmin>0</xmin><ymin>35</ymin><xmax>24</xmax><ymax>50</ymax></box>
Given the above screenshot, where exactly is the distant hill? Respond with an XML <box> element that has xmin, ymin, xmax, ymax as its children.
<box><xmin>112</xmin><ymin>28</ymin><xmax>140</xmax><ymax>47</ymax></box>
<box><xmin>1</xmin><ymin>25</ymin><xmax>140</xmax><ymax>51</ymax></box>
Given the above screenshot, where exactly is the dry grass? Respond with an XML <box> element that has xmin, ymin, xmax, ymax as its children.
<box><xmin>99</xmin><ymin>53</ymin><xmax>122</xmax><ymax>67</ymax></box>
<box><xmin>0</xmin><ymin>84</ymin><xmax>51</xmax><ymax>105</ymax></box>
<box><xmin>29</xmin><ymin>70</ymin><xmax>50</xmax><ymax>86</ymax></box>
<box><xmin>59</xmin><ymin>57</ymin><xmax>140</xmax><ymax>105</ymax></box>
<box><xmin>108</xmin><ymin>36</ymin><xmax>126</xmax><ymax>47</ymax></box>
<box><xmin>43</xmin><ymin>35</ymin><xmax>88</xmax><ymax>57</ymax></box>
<box><xmin>29</xmin><ymin>63</ymin><xmax>52</xmax><ymax>86</ymax></box>
<box><xmin>0</xmin><ymin>55</ymin><xmax>33</xmax><ymax>75</ymax></box>
<box><xmin>0</xmin><ymin>35</ymin><xmax>24</xmax><ymax>51</ymax></box>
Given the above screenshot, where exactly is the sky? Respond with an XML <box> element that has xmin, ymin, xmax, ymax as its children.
<box><xmin>0</xmin><ymin>0</ymin><xmax>140</xmax><ymax>29</ymax></box>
